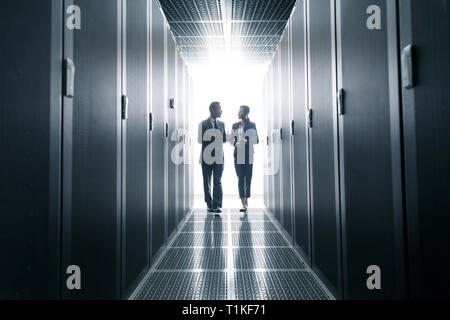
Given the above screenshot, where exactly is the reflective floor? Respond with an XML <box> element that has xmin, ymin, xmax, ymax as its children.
<box><xmin>130</xmin><ymin>199</ymin><xmax>334</xmax><ymax>300</ymax></box>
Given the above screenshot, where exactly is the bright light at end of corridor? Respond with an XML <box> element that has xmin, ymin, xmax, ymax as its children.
<box><xmin>189</xmin><ymin>49</ymin><xmax>268</xmax><ymax>99</ymax></box>
<box><xmin>189</xmin><ymin>50</ymin><xmax>268</xmax><ymax>198</ymax></box>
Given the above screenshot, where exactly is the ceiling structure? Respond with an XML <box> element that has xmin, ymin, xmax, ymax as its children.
<box><xmin>158</xmin><ymin>0</ymin><xmax>296</xmax><ymax>65</ymax></box>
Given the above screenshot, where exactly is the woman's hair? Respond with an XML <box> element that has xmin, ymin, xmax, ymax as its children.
<box><xmin>240</xmin><ymin>105</ymin><xmax>250</xmax><ymax>115</ymax></box>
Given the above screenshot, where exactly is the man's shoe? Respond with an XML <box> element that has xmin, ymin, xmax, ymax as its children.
<box><xmin>207</xmin><ymin>207</ymin><xmax>215</xmax><ymax>213</ymax></box>
<box><xmin>239</xmin><ymin>208</ymin><xmax>246</xmax><ymax>213</ymax></box>
<box><xmin>215</xmin><ymin>208</ymin><xmax>222</xmax><ymax>214</ymax></box>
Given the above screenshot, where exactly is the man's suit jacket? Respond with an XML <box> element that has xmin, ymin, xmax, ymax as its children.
<box><xmin>198</xmin><ymin>118</ymin><xmax>226</xmax><ymax>165</ymax></box>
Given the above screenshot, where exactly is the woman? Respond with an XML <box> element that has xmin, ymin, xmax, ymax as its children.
<box><xmin>230</xmin><ymin>106</ymin><xmax>259</xmax><ymax>213</ymax></box>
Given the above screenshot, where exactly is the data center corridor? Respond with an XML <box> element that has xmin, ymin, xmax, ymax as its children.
<box><xmin>1</xmin><ymin>0</ymin><xmax>449</xmax><ymax>301</ymax></box>
<box><xmin>131</xmin><ymin>199</ymin><xmax>333</xmax><ymax>300</ymax></box>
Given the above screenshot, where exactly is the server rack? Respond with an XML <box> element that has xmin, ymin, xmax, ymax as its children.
<box><xmin>150</xmin><ymin>0</ymin><xmax>167</xmax><ymax>265</ymax></box>
<box><xmin>399</xmin><ymin>0</ymin><xmax>450</xmax><ymax>299</ymax></box>
<box><xmin>263</xmin><ymin>0</ymin><xmax>427</xmax><ymax>300</ymax></box>
<box><xmin>1</xmin><ymin>0</ymin><xmax>193</xmax><ymax>300</ymax></box>
<box><xmin>272</xmin><ymin>51</ymin><xmax>283</xmax><ymax>224</ymax></box>
<box><xmin>290</xmin><ymin>0</ymin><xmax>312</xmax><ymax>266</ymax></box>
<box><xmin>189</xmin><ymin>75</ymin><xmax>195</xmax><ymax>211</ymax></box>
<box><xmin>263</xmin><ymin>75</ymin><xmax>269</xmax><ymax>210</ymax></box>
<box><xmin>61</xmin><ymin>0</ymin><xmax>124</xmax><ymax>299</ymax></box>
<box><xmin>0</xmin><ymin>0</ymin><xmax>63</xmax><ymax>299</ymax></box>
<box><xmin>267</xmin><ymin>65</ymin><xmax>278</xmax><ymax>212</ymax></box>
<box><xmin>175</xmin><ymin>49</ymin><xmax>185</xmax><ymax>226</ymax></box>
<box><xmin>263</xmin><ymin>75</ymin><xmax>270</xmax><ymax>210</ymax></box>
<box><xmin>123</xmin><ymin>0</ymin><xmax>150</xmax><ymax>297</ymax></box>
<box><xmin>166</xmin><ymin>31</ymin><xmax>176</xmax><ymax>239</ymax></box>
<box><xmin>306</xmin><ymin>0</ymin><xmax>342</xmax><ymax>298</ymax></box>
<box><xmin>183</xmin><ymin>64</ymin><xmax>190</xmax><ymax>217</ymax></box>
<box><xmin>280</xmin><ymin>25</ymin><xmax>294</xmax><ymax>238</ymax></box>
<box><xmin>335</xmin><ymin>0</ymin><xmax>405</xmax><ymax>299</ymax></box>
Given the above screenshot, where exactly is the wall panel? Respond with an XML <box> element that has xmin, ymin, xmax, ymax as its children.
<box><xmin>123</xmin><ymin>0</ymin><xmax>150</xmax><ymax>297</ymax></box>
<box><xmin>336</xmin><ymin>0</ymin><xmax>405</xmax><ymax>299</ymax></box>
<box><xmin>290</xmin><ymin>1</ymin><xmax>311</xmax><ymax>263</ymax></box>
<box><xmin>150</xmin><ymin>0</ymin><xmax>167</xmax><ymax>261</ymax></box>
<box><xmin>307</xmin><ymin>0</ymin><xmax>341</xmax><ymax>296</ymax></box>
<box><xmin>61</xmin><ymin>0</ymin><xmax>121</xmax><ymax>299</ymax></box>
<box><xmin>400</xmin><ymin>0</ymin><xmax>450</xmax><ymax>299</ymax></box>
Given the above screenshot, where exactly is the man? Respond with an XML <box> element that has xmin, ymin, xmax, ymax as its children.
<box><xmin>198</xmin><ymin>102</ymin><xmax>227</xmax><ymax>214</ymax></box>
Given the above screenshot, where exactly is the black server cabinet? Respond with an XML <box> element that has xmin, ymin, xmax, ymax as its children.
<box><xmin>190</xmin><ymin>76</ymin><xmax>195</xmax><ymax>211</ymax></box>
<box><xmin>0</xmin><ymin>0</ymin><xmax>62</xmax><ymax>299</ymax></box>
<box><xmin>263</xmin><ymin>76</ymin><xmax>269</xmax><ymax>210</ymax></box>
<box><xmin>183</xmin><ymin>64</ymin><xmax>190</xmax><ymax>216</ymax></box>
<box><xmin>267</xmin><ymin>65</ymin><xmax>275</xmax><ymax>214</ymax></box>
<box><xmin>272</xmin><ymin>52</ymin><xmax>283</xmax><ymax>224</ymax></box>
<box><xmin>186</xmin><ymin>76</ymin><xmax>192</xmax><ymax>212</ymax></box>
<box><xmin>123</xmin><ymin>0</ymin><xmax>150</xmax><ymax>297</ymax></box>
<box><xmin>307</xmin><ymin>0</ymin><xmax>342</xmax><ymax>296</ymax></box>
<box><xmin>399</xmin><ymin>0</ymin><xmax>450</xmax><ymax>299</ymax></box>
<box><xmin>336</xmin><ymin>0</ymin><xmax>405</xmax><ymax>299</ymax></box>
<box><xmin>181</xmin><ymin>55</ymin><xmax>186</xmax><ymax>218</ymax></box>
<box><xmin>61</xmin><ymin>0</ymin><xmax>122</xmax><ymax>299</ymax></box>
<box><xmin>166</xmin><ymin>33</ymin><xmax>177</xmax><ymax>238</ymax></box>
<box><xmin>290</xmin><ymin>1</ymin><xmax>311</xmax><ymax>263</ymax></box>
<box><xmin>150</xmin><ymin>0</ymin><xmax>166</xmax><ymax>261</ymax></box>
<box><xmin>188</xmin><ymin>68</ymin><xmax>193</xmax><ymax>214</ymax></box>
<box><xmin>176</xmin><ymin>51</ymin><xmax>185</xmax><ymax>224</ymax></box>
<box><xmin>182</xmin><ymin>66</ymin><xmax>188</xmax><ymax>217</ymax></box>
<box><xmin>265</xmin><ymin>75</ymin><xmax>271</xmax><ymax>210</ymax></box>
<box><xmin>280</xmin><ymin>27</ymin><xmax>293</xmax><ymax>237</ymax></box>
<box><xmin>185</xmin><ymin>74</ymin><xmax>190</xmax><ymax>213</ymax></box>
<box><xmin>263</xmin><ymin>76</ymin><xmax>270</xmax><ymax>210</ymax></box>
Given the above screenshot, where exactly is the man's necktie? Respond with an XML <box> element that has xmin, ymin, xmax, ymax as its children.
<box><xmin>211</xmin><ymin>120</ymin><xmax>218</xmax><ymax>158</ymax></box>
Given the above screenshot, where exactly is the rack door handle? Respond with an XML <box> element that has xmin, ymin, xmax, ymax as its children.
<box><xmin>401</xmin><ymin>44</ymin><xmax>414</xmax><ymax>89</ymax></box>
<box><xmin>149</xmin><ymin>113</ymin><xmax>153</xmax><ymax>132</ymax></box>
<box><xmin>308</xmin><ymin>109</ymin><xmax>313</xmax><ymax>128</ymax></box>
<box><xmin>122</xmin><ymin>95</ymin><xmax>128</xmax><ymax>120</ymax></box>
<box><xmin>337</xmin><ymin>89</ymin><xmax>345</xmax><ymax>116</ymax></box>
<box><xmin>64</xmin><ymin>58</ymin><xmax>75</xmax><ymax>98</ymax></box>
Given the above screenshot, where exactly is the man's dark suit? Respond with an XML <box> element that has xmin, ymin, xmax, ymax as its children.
<box><xmin>198</xmin><ymin>118</ymin><xmax>227</xmax><ymax>210</ymax></box>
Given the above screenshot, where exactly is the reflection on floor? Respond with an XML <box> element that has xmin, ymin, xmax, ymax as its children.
<box><xmin>130</xmin><ymin>199</ymin><xmax>334</xmax><ymax>300</ymax></box>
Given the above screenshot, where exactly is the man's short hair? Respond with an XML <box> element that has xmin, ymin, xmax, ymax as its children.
<box><xmin>209</xmin><ymin>101</ymin><xmax>221</xmax><ymax>113</ymax></box>
<box><xmin>241</xmin><ymin>105</ymin><xmax>250</xmax><ymax>115</ymax></box>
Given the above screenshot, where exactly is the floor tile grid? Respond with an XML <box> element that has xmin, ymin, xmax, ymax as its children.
<box><xmin>226</xmin><ymin>208</ymin><xmax>234</xmax><ymax>300</ymax></box>
<box><xmin>230</xmin><ymin>208</ymin><xmax>295</xmax><ymax>300</ymax></box>
<box><xmin>261</xmin><ymin>207</ymin><xmax>336</xmax><ymax>300</ymax></box>
<box><xmin>130</xmin><ymin>208</ymin><xmax>287</xmax><ymax>299</ymax></box>
<box><xmin>130</xmin><ymin>207</ymin><xmax>334</xmax><ymax>300</ymax></box>
<box><xmin>128</xmin><ymin>209</ymin><xmax>197</xmax><ymax>300</ymax></box>
<box><xmin>130</xmin><ymin>209</ymin><xmax>234</xmax><ymax>299</ymax></box>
